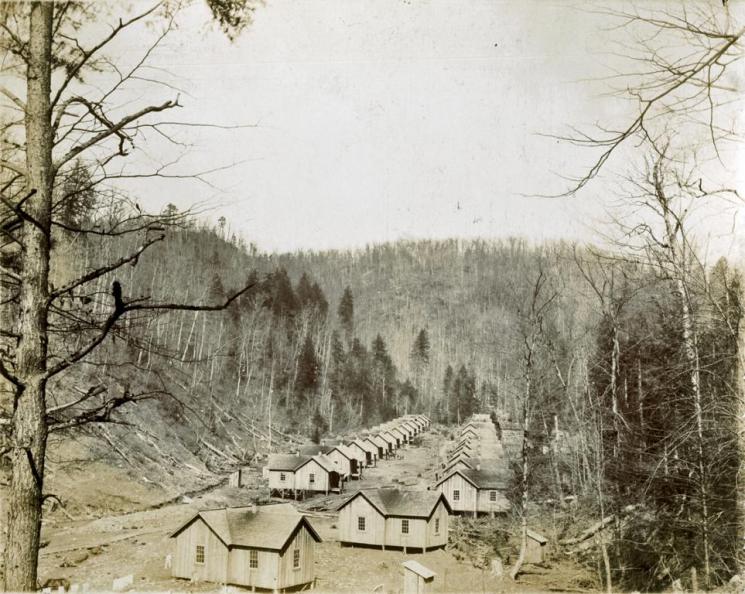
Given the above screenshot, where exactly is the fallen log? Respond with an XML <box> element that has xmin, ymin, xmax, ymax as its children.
<box><xmin>200</xmin><ymin>437</ymin><xmax>240</xmax><ymax>463</ymax></box>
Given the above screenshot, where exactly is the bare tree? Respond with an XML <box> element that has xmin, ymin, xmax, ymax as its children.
<box><xmin>551</xmin><ymin>2</ymin><xmax>745</xmax><ymax>577</ymax></box>
<box><xmin>510</xmin><ymin>261</ymin><xmax>556</xmax><ymax>580</ymax></box>
<box><xmin>0</xmin><ymin>1</ymin><xmax>258</xmax><ymax>589</ymax></box>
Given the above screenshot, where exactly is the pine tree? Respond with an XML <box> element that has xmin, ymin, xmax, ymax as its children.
<box><xmin>338</xmin><ymin>286</ymin><xmax>354</xmax><ymax>340</ymax></box>
<box><xmin>297</xmin><ymin>334</ymin><xmax>319</xmax><ymax>394</ymax></box>
<box><xmin>410</xmin><ymin>328</ymin><xmax>430</xmax><ymax>365</ymax></box>
<box><xmin>296</xmin><ymin>272</ymin><xmax>314</xmax><ymax>307</ymax></box>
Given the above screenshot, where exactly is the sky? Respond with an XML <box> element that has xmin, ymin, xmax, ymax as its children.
<box><xmin>98</xmin><ymin>0</ymin><xmax>744</xmax><ymax>257</ymax></box>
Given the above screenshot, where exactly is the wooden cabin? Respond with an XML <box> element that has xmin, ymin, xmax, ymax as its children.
<box><xmin>266</xmin><ymin>454</ymin><xmax>342</xmax><ymax>499</ymax></box>
<box><xmin>404</xmin><ymin>416</ymin><xmax>424</xmax><ymax>432</ymax></box>
<box><xmin>337</xmin><ymin>488</ymin><xmax>451</xmax><ymax>553</ymax></box>
<box><xmin>298</xmin><ymin>445</ymin><xmax>359</xmax><ymax>480</ymax></box>
<box><xmin>400</xmin><ymin>421</ymin><xmax>418</xmax><ymax>439</ymax></box>
<box><xmin>360</xmin><ymin>438</ymin><xmax>381</xmax><ymax>466</ymax></box>
<box><xmin>368</xmin><ymin>434</ymin><xmax>391</xmax><ymax>459</ymax></box>
<box><xmin>389</xmin><ymin>426</ymin><xmax>408</xmax><ymax>445</ymax></box>
<box><xmin>392</xmin><ymin>424</ymin><xmax>411</xmax><ymax>442</ymax></box>
<box><xmin>435</xmin><ymin>468</ymin><xmax>511</xmax><ymax>517</ymax></box>
<box><xmin>460</xmin><ymin>427</ymin><xmax>478</xmax><ymax>440</ymax></box>
<box><xmin>378</xmin><ymin>429</ymin><xmax>400</xmax><ymax>450</ymax></box>
<box><xmin>346</xmin><ymin>439</ymin><xmax>374</xmax><ymax>468</ymax></box>
<box><xmin>170</xmin><ymin>503</ymin><xmax>321</xmax><ymax>591</ymax></box>
<box><xmin>526</xmin><ymin>529</ymin><xmax>548</xmax><ymax>564</ymax></box>
<box><xmin>378</xmin><ymin>431</ymin><xmax>398</xmax><ymax>455</ymax></box>
<box><xmin>359</xmin><ymin>436</ymin><xmax>383</xmax><ymax>463</ymax></box>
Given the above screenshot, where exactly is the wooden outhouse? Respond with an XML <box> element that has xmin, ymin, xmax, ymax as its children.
<box><xmin>402</xmin><ymin>560</ymin><xmax>436</xmax><ymax>594</ymax></box>
<box><xmin>170</xmin><ymin>503</ymin><xmax>321</xmax><ymax>591</ymax></box>
<box><xmin>337</xmin><ymin>488</ymin><xmax>451</xmax><ymax>553</ymax></box>
<box><xmin>435</xmin><ymin>468</ymin><xmax>511</xmax><ymax>517</ymax></box>
<box><xmin>266</xmin><ymin>454</ymin><xmax>342</xmax><ymax>499</ymax></box>
<box><xmin>525</xmin><ymin>529</ymin><xmax>548</xmax><ymax>564</ymax></box>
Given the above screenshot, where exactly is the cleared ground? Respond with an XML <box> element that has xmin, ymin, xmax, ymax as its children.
<box><xmin>38</xmin><ymin>430</ymin><xmax>593</xmax><ymax>593</ymax></box>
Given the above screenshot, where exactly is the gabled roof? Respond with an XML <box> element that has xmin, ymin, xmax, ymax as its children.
<box><xmin>378</xmin><ymin>432</ymin><xmax>397</xmax><ymax>446</ymax></box>
<box><xmin>337</xmin><ymin>488</ymin><xmax>452</xmax><ymax>518</ymax></box>
<box><xmin>435</xmin><ymin>468</ymin><xmax>511</xmax><ymax>490</ymax></box>
<box><xmin>298</xmin><ymin>445</ymin><xmax>332</xmax><ymax>456</ymax></box>
<box><xmin>444</xmin><ymin>457</ymin><xmax>505</xmax><ymax>474</ymax></box>
<box><xmin>344</xmin><ymin>440</ymin><xmax>367</xmax><ymax>453</ymax></box>
<box><xmin>388</xmin><ymin>426</ymin><xmax>407</xmax><ymax>439</ymax></box>
<box><xmin>400</xmin><ymin>420</ymin><xmax>418</xmax><ymax>433</ymax></box>
<box><xmin>171</xmin><ymin>504</ymin><xmax>322</xmax><ymax>551</ymax></box>
<box><xmin>267</xmin><ymin>455</ymin><xmax>308</xmax><ymax>471</ymax></box>
<box><xmin>367</xmin><ymin>434</ymin><xmax>388</xmax><ymax>448</ymax></box>
<box><xmin>310</xmin><ymin>454</ymin><xmax>337</xmax><ymax>473</ymax></box>
<box><xmin>352</xmin><ymin>439</ymin><xmax>377</xmax><ymax>455</ymax></box>
<box><xmin>266</xmin><ymin>454</ymin><xmax>338</xmax><ymax>474</ymax></box>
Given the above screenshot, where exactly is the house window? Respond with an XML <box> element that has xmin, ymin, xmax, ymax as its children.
<box><xmin>293</xmin><ymin>549</ymin><xmax>301</xmax><ymax>569</ymax></box>
<box><xmin>490</xmin><ymin>491</ymin><xmax>497</xmax><ymax>502</ymax></box>
<box><xmin>195</xmin><ymin>544</ymin><xmax>205</xmax><ymax>564</ymax></box>
<box><xmin>309</xmin><ymin>473</ymin><xmax>315</xmax><ymax>484</ymax></box>
<box><xmin>401</xmin><ymin>519</ymin><xmax>409</xmax><ymax>534</ymax></box>
<box><xmin>453</xmin><ymin>489</ymin><xmax>460</xmax><ymax>501</ymax></box>
<box><xmin>280</xmin><ymin>472</ymin><xmax>286</xmax><ymax>482</ymax></box>
<box><xmin>249</xmin><ymin>550</ymin><xmax>258</xmax><ymax>569</ymax></box>
<box><xmin>435</xmin><ymin>518</ymin><xmax>440</xmax><ymax>534</ymax></box>
<box><xmin>358</xmin><ymin>516</ymin><xmax>366</xmax><ymax>531</ymax></box>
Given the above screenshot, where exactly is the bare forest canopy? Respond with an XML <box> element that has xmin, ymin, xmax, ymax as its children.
<box><xmin>31</xmin><ymin>194</ymin><xmax>742</xmax><ymax>590</ymax></box>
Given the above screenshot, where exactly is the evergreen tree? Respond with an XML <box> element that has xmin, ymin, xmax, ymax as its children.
<box><xmin>411</xmin><ymin>328</ymin><xmax>431</xmax><ymax>365</ymax></box>
<box><xmin>338</xmin><ymin>286</ymin><xmax>354</xmax><ymax>340</ymax></box>
<box><xmin>399</xmin><ymin>379</ymin><xmax>419</xmax><ymax>415</ymax></box>
<box><xmin>267</xmin><ymin>268</ymin><xmax>299</xmax><ymax>319</ymax></box>
<box><xmin>296</xmin><ymin>272</ymin><xmax>314</xmax><ymax>307</ymax></box>
<box><xmin>297</xmin><ymin>334</ymin><xmax>319</xmax><ymax>394</ymax></box>
<box><xmin>310</xmin><ymin>282</ymin><xmax>329</xmax><ymax>317</ymax></box>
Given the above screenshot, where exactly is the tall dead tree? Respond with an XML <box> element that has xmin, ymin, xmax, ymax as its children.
<box><xmin>510</xmin><ymin>262</ymin><xmax>556</xmax><ymax>580</ymax></box>
<box><xmin>0</xmin><ymin>1</ymin><xmax>258</xmax><ymax>590</ymax></box>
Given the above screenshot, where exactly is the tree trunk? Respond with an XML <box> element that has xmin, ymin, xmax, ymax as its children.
<box><xmin>510</xmin><ymin>373</ymin><xmax>530</xmax><ymax>580</ymax></box>
<box><xmin>736</xmin><ymin>281</ymin><xmax>745</xmax><ymax>576</ymax></box>
<box><xmin>4</xmin><ymin>3</ymin><xmax>53</xmax><ymax>590</ymax></box>
<box><xmin>677</xmin><ymin>278</ymin><xmax>711</xmax><ymax>587</ymax></box>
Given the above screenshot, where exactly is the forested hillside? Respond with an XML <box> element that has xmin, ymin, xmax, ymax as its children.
<box><xmin>38</xmin><ymin>202</ymin><xmax>743</xmax><ymax>588</ymax></box>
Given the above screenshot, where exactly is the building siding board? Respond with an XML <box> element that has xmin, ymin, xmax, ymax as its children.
<box><xmin>295</xmin><ymin>459</ymin><xmax>330</xmax><ymax>492</ymax></box>
<box><xmin>172</xmin><ymin>518</ymin><xmax>229</xmax><ymax>583</ymax></box>
<box><xmin>338</xmin><ymin>496</ymin><xmax>386</xmax><ymax>546</ymax></box>
<box><xmin>277</xmin><ymin>526</ymin><xmax>316</xmax><ymax>588</ymax></box>
<box><xmin>227</xmin><ymin>548</ymin><xmax>279</xmax><ymax>589</ymax></box>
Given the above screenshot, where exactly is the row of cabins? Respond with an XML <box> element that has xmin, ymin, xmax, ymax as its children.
<box><xmin>434</xmin><ymin>416</ymin><xmax>512</xmax><ymax>517</ymax></box>
<box><xmin>265</xmin><ymin>415</ymin><xmax>430</xmax><ymax>500</ymax></box>
<box><xmin>170</xmin><ymin>485</ymin><xmax>450</xmax><ymax>592</ymax></box>
<box><xmin>171</xmin><ymin>416</ymin><xmax>431</xmax><ymax>591</ymax></box>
